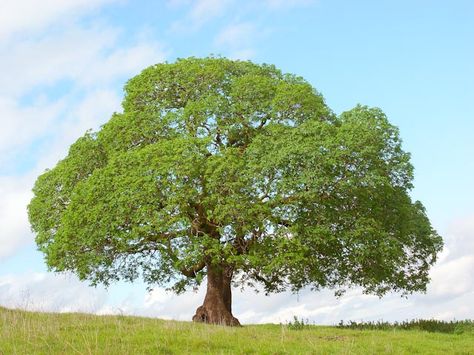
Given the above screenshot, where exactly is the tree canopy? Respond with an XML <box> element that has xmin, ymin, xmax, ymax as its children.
<box><xmin>28</xmin><ymin>57</ymin><xmax>443</xmax><ymax>325</ymax></box>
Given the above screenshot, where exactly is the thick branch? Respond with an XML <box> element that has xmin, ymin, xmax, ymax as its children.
<box><xmin>145</xmin><ymin>230</ymin><xmax>186</xmax><ymax>242</ymax></box>
<box><xmin>251</xmin><ymin>271</ymin><xmax>281</xmax><ymax>291</ymax></box>
<box><xmin>233</xmin><ymin>228</ymin><xmax>263</xmax><ymax>255</ymax></box>
<box><xmin>181</xmin><ymin>260</ymin><xmax>206</xmax><ymax>278</ymax></box>
<box><xmin>268</xmin><ymin>216</ymin><xmax>292</xmax><ymax>228</ymax></box>
<box><xmin>257</xmin><ymin>117</ymin><xmax>268</xmax><ymax>129</ymax></box>
<box><xmin>189</xmin><ymin>202</ymin><xmax>220</xmax><ymax>238</ymax></box>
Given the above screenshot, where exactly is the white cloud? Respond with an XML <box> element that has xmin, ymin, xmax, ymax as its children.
<box><xmin>82</xmin><ymin>42</ymin><xmax>167</xmax><ymax>87</ymax></box>
<box><xmin>214</xmin><ymin>22</ymin><xmax>255</xmax><ymax>47</ymax></box>
<box><xmin>169</xmin><ymin>0</ymin><xmax>313</xmax><ymax>58</ymax></box>
<box><xmin>429</xmin><ymin>255</ymin><xmax>474</xmax><ymax>298</ymax></box>
<box><xmin>189</xmin><ymin>0</ymin><xmax>231</xmax><ymax>26</ymax></box>
<box><xmin>443</xmin><ymin>214</ymin><xmax>474</xmax><ymax>260</ymax></box>
<box><xmin>264</xmin><ymin>0</ymin><xmax>315</xmax><ymax>10</ymax></box>
<box><xmin>33</xmin><ymin>89</ymin><xmax>123</xmax><ymax>172</ymax></box>
<box><xmin>0</xmin><ymin>97</ymin><xmax>64</xmax><ymax>165</ymax></box>
<box><xmin>214</xmin><ymin>22</ymin><xmax>259</xmax><ymax>59</ymax></box>
<box><xmin>0</xmin><ymin>272</ymin><xmax>108</xmax><ymax>312</ymax></box>
<box><xmin>0</xmin><ymin>22</ymin><xmax>166</xmax><ymax>172</ymax></box>
<box><xmin>0</xmin><ymin>24</ymin><xmax>166</xmax><ymax>98</ymax></box>
<box><xmin>140</xmin><ymin>287</ymin><xmax>203</xmax><ymax>320</ymax></box>
<box><xmin>0</xmin><ymin>176</ymin><xmax>34</xmax><ymax>260</ymax></box>
<box><xmin>0</xmin><ymin>89</ymin><xmax>123</xmax><ymax>260</ymax></box>
<box><xmin>0</xmin><ymin>0</ymin><xmax>167</xmax><ymax>261</ymax></box>
<box><xmin>0</xmin><ymin>0</ymin><xmax>117</xmax><ymax>40</ymax></box>
<box><xmin>0</xmin><ymin>88</ymin><xmax>154</xmax><ymax>260</ymax></box>
<box><xmin>170</xmin><ymin>0</ymin><xmax>233</xmax><ymax>32</ymax></box>
<box><xmin>0</xmin><ymin>25</ymin><xmax>117</xmax><ymax>96</ymax></box>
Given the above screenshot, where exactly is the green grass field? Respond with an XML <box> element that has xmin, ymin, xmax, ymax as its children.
<box><xmin>1</xmin><ymin>306</ymin><xmax>473</xmax><ymax>354</ymax></box>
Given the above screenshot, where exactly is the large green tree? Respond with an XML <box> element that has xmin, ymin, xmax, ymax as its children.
<box><xmin>28</xmin><ymin>57</ymin><xmax>443</xmax><ymax>326</ymax></box>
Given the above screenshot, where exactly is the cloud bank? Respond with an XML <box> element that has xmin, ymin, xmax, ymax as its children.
<box><xmin>1</xmin><ymin>215</ymin><xmax>472</xmax><ymax>324</ymax></box>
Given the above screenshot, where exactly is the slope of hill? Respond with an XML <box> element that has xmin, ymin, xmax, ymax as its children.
<box><xmin>1</xmin><ymin>306</ymin><xmax>472</xmax><ymax>354</ymax></box>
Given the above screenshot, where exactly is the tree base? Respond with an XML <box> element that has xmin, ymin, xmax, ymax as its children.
<box><xmin>192</xmin><ymin>305</ymin><xmax>241</xmax><ymax>326</ymax></box>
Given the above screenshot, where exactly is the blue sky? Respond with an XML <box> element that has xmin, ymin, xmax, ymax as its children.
<box><xmin>1</xmin><ymin>0</ymin><xmax>473</xmax><ymax>324</ymax></box>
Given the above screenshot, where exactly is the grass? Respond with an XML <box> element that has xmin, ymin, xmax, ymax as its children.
<box><xmin>1</xmin><ymin>306</ymin><xmax>473</xmax><ymax>354</ymax></box>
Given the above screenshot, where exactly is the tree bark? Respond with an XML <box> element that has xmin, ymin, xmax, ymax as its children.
<box><xmin>192</xmin><ymin>264</ymin><xmax>240</xmax><ymax>326</ymax></box>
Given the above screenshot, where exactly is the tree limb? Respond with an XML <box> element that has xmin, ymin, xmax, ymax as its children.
<box><xmin>181</xmin><ymin>261</ymin><xmax>206</xmax><ymax>278</ymax></box>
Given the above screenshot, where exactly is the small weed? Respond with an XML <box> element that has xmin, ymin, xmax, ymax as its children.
<box><xmin>287</xmin><ymin>316</ymin><xmax>310</xmax><ymax>330</ymax></box>
<box><xmin>337</xmin><ymin>319</ymin><xmax>474</xmax><ymax>334</ymax></box>
<box><xmin>454</xmin><ymin>322</ymin><xmax>474</xmax><ymax>335</ymax></box>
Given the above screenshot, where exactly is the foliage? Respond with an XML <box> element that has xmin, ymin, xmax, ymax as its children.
<box><xmin>1</xmin><ymin>307</ymin><xmax>473</xmax><ymax>354</ymax></box>
<box><xmin>28</xmin><ymin>57</ymin><xmax>443</xmax><ymax>298</ymax></box>
<box><xmin>286</xmin><ymin>315</ymin><xmax>311</xmax><ymax>330</ymax></box>
<box><xmin>337</xmin><ymin>319</ymin><xmax>474</xmax><ymax>334</ymax></box>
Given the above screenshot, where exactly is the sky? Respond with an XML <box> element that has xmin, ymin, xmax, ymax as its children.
<box><xmin>0</xmin><ymin>0</ymin><xmax>473</xmax><ymax>325</ymax></box>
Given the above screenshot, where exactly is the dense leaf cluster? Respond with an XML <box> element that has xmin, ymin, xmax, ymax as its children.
<box><xmin>28</xmin><ymin>57</ymin><xmax>442</xmax><ymax>295</ymax></box>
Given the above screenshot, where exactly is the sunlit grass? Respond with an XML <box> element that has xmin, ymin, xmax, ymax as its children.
<box><xmin>1</xmin><ymin>306</ymin><xmax>473</xmax><ymax>354</ymax></box>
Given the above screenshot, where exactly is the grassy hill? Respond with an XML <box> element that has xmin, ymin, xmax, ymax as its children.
<box><xmin>1</xmin><ymin>306</ymin><xmax>473</xmax><ymax>354</ymax></box>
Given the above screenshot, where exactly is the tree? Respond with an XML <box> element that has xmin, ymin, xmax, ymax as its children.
<box><xmin>28</xmin><ymin>57</ymin><xmax>443</xmax><ymax>326</ymax></box>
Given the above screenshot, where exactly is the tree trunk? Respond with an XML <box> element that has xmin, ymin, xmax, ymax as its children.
<box><xmin>192</xmin><ymin>264</ymin><xmax>240</xmax><ymax>326</ymax></box>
